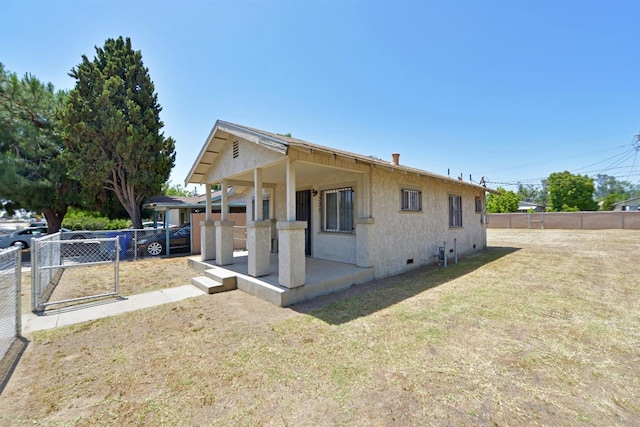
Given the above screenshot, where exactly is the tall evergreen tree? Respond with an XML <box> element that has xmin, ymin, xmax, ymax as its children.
<box><xmin>61</xmin><ymin>36</ymin><xmax>176</xmax><ymax>229</ymax></box>
<box><xmin>0</xmin><ymin>63</ymin><xmax>81</xmax><ymax>232</ymax></box>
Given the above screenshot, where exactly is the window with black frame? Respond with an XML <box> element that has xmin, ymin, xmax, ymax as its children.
<box><xmin>321</xmin><ymin>187</ymin><xmax>354</xmax><ymax>232</ymax></box>
<box><xmin>401</xmin><ymin>188</ymin><xmax>422</xmax><ymax>211</ymax></box>
<box><xmin>475</xmin><ymin>196</ymin><xmax>483</xmax><ymax>213</ymax></box>
<box><xmin>449</xmin><ymin>195</ymin><xmax>462</xmax><ymax>228</ymax></box>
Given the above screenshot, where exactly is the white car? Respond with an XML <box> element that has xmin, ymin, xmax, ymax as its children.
<box><xmin>141</xmin><ymin>221</ymin><xmax>177</xmax><ymax>229</ymax></box>
<box><xmin>0</xmin><ymin>226</ymin><xmax>70</xmax><ymax>249</ymax></box>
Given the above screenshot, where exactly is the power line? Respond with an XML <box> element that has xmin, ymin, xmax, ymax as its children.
<box><xmin>484</xmin><ymin>138</ymin><xmax>640</xmax><ymax>189</ymax></box>
<box><xmin>474</xmin><ymin>144</ymin><xmax>629</xmax><ymax>176</ymax></box>
<box><xmin>571</xmin><ymin>147</ymin><xmax>636</xmax><ymax>173</ymax></box>
<box><xmin>487</xmin><ymin>170</ymin><xmax>640</xmax><ymax>189</ymax></box>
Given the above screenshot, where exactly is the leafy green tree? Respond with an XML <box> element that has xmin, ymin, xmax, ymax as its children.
<box><xmin>516</xmin><ymin>183</ymin><xmax>537</xmax><ymax>201</ymax></box>
<box><xmin>95</xmin><ymin>189</ymin><xmax>131</xmax><ymax>219</ymax></box>
<box><xmin>592</xmin><ymin>173</ymin><xmax>640</xmax><ymax>209</ymax></box>
<box><xmin>0</xmin><ymin>63</ymin><xmax>81</xmax><ymax>232</ymax></box>
<box><xmin>600</xmin><ymin>193</ymin><xmax>626</xmax><ymax>211</ymax></box>
<box><xmin>541</xmin><ymin>180</ymin><xmax>549</xmax><ymax>207</ymax></box>
<box><xmin>547</xmin><ymin>171</ymin><xmax>598</xmax><ymax>212</ymax></box>
<box><xmin>161</xmin><ymin>181</ymin><xmax>193</xmax><ymax>197</ymax></box>
<box><xmin>61</xmin><ymin>36</ymin><xmax>176</xmax><ymax>229</ymax></box>
<box><xmin>593</xmin><ymin>174</ymin><xmax>631</xmax><ymax>199</ymax></box>
<box><xmin>486</xmin><ymin>187</ymin><xmax>519</xmax><ymax>213</ymax></box>
<box><xmin>516</xmin><ymin>181</ymin><xmax>550</xmax><ymax>207</ymax></box>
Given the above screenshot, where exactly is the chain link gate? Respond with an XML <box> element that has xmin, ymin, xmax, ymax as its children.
<box><xmin>0</xmin><ymin>246</ymin><xmax>21</xmax><ymax>360</ymax></box>
<box><xmin>31</xmin><ymin>232</ymin><xmax>120</xmax><ymax>312</ymax></box>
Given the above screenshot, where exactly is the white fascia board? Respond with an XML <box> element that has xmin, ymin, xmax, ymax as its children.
<box><xmin>216</xmin><ymin>121</ymin><xmax>288</xmax><ymax>155</ymax></box>
<box><xmin>185</xmin><ymin>121</ymin><xmax>221</xmax><ymax>185</ymax></box>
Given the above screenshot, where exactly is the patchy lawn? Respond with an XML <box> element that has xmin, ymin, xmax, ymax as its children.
<box><xmin>19</xmin><ymin>255</ymin><xmax>201</xmax><ymax>313</ymax></box>
<box><xmin>1</xmin><ymin>229</ymin><xmax>639</xmax><ymax>426</ymax></box>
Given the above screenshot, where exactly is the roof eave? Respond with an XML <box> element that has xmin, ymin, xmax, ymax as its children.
<box><xmin>188</xmin><ymin>120</ymin><xmax>499</xmax><ymax>194</ymax></box>
<box><xmin>185</xmin><ymin>121</ymin><xmax>220</xmax><ymax>186</ymax></box>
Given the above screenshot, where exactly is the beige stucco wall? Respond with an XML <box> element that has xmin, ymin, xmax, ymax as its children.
<box><xmin>205</xmin><ymin>137</ymin><xmax>285</xmax><ymax>183</ymax></box>
<box><xmin>367</xmin><ymin>168</ymin><xmax>487</xmax><ymax>277</ymax></box>
<box><xmin>274</xmin><ymin>157</ymin><xmax>487</xmax><ymax>277</ymax></box>
<box><xmin>201</xmin><ymin>137</ymin><xmax>489</xmax><ymax>278</ymax></box>
<box><xmin>297</xmin><ymin>170</ymin><xmax>360</xmax><ymax>264</ymax></box>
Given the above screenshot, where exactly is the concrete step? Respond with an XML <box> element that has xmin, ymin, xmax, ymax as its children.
<box><xmin>191</xmin><ymin>275</ymin><xmax>237</xmax><ymax>294</ymax></box>
<box><xmin>203</xmin><ymin>268</ymin><xmax>237</xmax><ymax>290</ymax></box>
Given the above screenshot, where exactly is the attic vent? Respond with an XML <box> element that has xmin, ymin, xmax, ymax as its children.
<box><xmin>233</xmin><ymin>141</ymin><xmax>239</xmax><ymax>159</ymax></box>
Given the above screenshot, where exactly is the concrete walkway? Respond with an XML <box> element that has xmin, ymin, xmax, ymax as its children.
<box><xmin>22</xmin><ymin>285</ymin><xmax>206</xmax><ymax>334</ymax></box>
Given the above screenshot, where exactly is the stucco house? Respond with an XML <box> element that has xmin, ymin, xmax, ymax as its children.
<box><xmin>613</xmin><ymin>196</ymin><xmax>640</xmax><ymax>211</ymax></box>
<box><xmin>144</xmin><ymin>187</ymin><xmax>247</xmax><ymax>227</ymax></box>
<box><xmin>185</xmin><ymin>120</ymin><xmax>497</xmax><ymax>306</ymax></box>
<box><xmin>517</xmin><ymin>200</ymin><xmax>546</xmax><ymax>212</ymax></box>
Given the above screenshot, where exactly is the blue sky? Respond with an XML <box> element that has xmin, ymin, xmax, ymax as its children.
<box><xmin>2</xmin><ymin>0</ymin><xmax>639</xmax><ymax>193</ymax></box>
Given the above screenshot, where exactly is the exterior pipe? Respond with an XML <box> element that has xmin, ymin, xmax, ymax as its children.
<box><xmin>165</xmin><ymin>208</ymin><xmax>170</xmax><ymax>256</ymax></box>
<box><xmin>454</xmin><ymin>238</ymin><xmax>458</xmax><ymax>264</ymax></box>
<box><xmin>443</xmin><ymin>241</ymin><xmax>447</xmax><ymax>268</ymax></box>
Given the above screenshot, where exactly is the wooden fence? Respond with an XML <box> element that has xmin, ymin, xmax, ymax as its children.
<box><xmin>190</xmin><ymin>213</ymin><xmax>248</xmax><ymax>253</ymax></box>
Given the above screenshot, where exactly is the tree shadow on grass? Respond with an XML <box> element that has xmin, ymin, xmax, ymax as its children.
<box><xmin>291</xmin><ymin>247</ymin><xmax>520</xmax><ymax>325</ymax></box>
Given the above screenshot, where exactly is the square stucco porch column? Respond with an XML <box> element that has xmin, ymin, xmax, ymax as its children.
<box><xmin>215</xmin><ymin>220</ymin><xmax>235</xmax><ymax>265</ymax></box>
<box><xmin>200</xmin><ymin>220</ymin><xmax>216</xmax><ymax>261</ymax></box>
<box><xmin>355</xmin><ymin>217</ymin><xmax>375</xmax><ymax>267</ymax></box>
<box><xmin>276</xmin><ymin>221</ymin><xmax>307</xmax><ymax>288</ymax></box>
<box><xmin>246</xmin><ymin>220</ymin><xmax>271</xmax><ymax>277</ymax></box>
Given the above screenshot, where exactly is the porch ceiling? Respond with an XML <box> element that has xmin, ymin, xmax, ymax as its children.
<box><xmin>225</xmin><ymin>160</ymin><xmax>345</xmax><ymax>185</ymax></box>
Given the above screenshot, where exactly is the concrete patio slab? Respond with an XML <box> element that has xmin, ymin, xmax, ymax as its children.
<box><xmin>189</xmin><ymin>252</ymin><xmax>375</xmax><ymax>306</ymax></box>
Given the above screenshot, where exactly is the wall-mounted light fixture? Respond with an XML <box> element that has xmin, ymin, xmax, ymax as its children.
<box><xmin>312</xmin><ymin>189</ymin><xmax>318</xmax><ymax>197</ymax></box>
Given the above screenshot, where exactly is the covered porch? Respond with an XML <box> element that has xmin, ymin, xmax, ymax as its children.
<box><xmin>186</xmin><ymin>121</ymin><xmax>376</xmax><ymax>304</ymax></box>
<box><xmin>188</xmin><ymin>252</ymin><xmax>374</xmax><ymax>307</ymax></box>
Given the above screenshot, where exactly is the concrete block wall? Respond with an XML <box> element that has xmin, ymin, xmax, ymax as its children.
<box><xmin>487</xmin><ymin>211</ymin><xmax>640</xmax><ymax>230</ymax></box>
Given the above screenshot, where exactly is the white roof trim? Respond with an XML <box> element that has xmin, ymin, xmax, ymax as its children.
<box><xmin>186</xmin><ymin>120</ymin><xmax>498</xmax><ymax>194</ymax></box>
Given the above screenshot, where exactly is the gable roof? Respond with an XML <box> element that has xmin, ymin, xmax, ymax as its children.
<box><xmin>517</xmin><ymin>200</ymin><xmax>546</xmax><ymax>211</ymax></box>
<box><xmin>613</xmin><ymin>196</ymin><xmax>640</xmax><ymax>206</ymax></box>
<box><xmin>145</xmin><ymin>187</ymin><xmax>245</xmax><ymax>210</ymax></box>
<box><xmin>149</xmin><ymin>195</ymin><xmax>202</xmax><ymax>205</ymax></box>
<box><xmin>186</xmin><ymin>120</ymin><xmax>498</xmax><ymax>194</ymax></box>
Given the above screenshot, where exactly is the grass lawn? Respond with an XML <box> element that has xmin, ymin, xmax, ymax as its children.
<box><xmin>19</xmin><ymin>256</ymin><xmax>202</xmax><ymax>314</ymax></box>
<box><xmin>0</xmin><ymin>229</ymin><xmax>639</xmax><ymax>426</ymax></box>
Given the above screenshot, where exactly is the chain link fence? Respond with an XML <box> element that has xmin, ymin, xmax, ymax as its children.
<box><xmin>32</xmin><ymin>233</ymin><xmax>120</xmax><ymax>312</ymax></box>
<box><xmin>0</xmin><ymin>246</ymin><xmax>21</xmax><ymax>361</ymax></box>
<box><xmin>29</xmin><ymin>226</ymin><xmax>195</xmax><ymax>312</ymax></box>
<box><xmin>62</xmin><ymin>226</ymin><xmax>193</xmax><ymax>260</ymax></box>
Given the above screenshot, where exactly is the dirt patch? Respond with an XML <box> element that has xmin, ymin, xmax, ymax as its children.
<box><xmin>1</xmin><ymin>230</ymin><xmax>639</xmax><ymax>426</ymax></box>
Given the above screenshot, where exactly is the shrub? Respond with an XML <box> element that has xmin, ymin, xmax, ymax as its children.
<box><xmin>62</xmin><ymin>209</ymin><xmax>131</xmax><ymax>231</ymax></box>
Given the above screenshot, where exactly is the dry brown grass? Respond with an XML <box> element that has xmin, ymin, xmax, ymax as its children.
<box><xmin>1</xmin><ymin>229</ymin><xmax>639</xmax><ymax>426</ymax></box>
<box><xmin>20</xmin><ymin>255</ymin><xmax>200</xmax><ymax>313</ymax></box>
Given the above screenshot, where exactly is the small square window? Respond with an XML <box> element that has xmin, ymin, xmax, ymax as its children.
<box><xmin>475</xmin><ymin>196</ymin><xmax>483</xmax><ymax>213</ymax></box>
<box><xmin>401</xmin><ymin>189</ymin><xmax>422</xmax><ymax>211</ymax></box>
